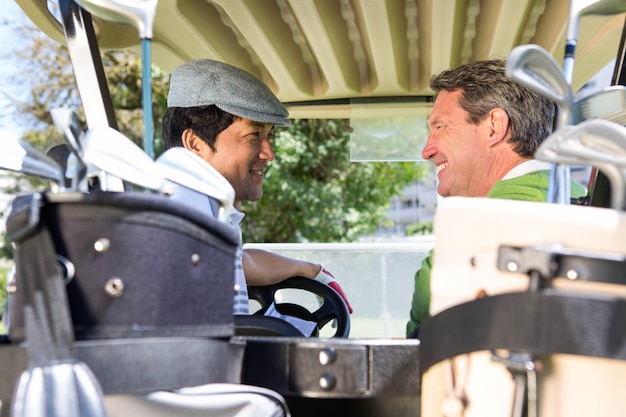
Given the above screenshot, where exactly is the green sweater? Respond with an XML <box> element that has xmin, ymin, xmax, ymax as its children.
<box><xmin>405</xmin><ymin>170</ymin><xmax>586</xmax><ymax>337</ymax></box>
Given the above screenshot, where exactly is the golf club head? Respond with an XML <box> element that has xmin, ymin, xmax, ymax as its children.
<box><xmin>506</xmin><ymin>44</ymin><xmax>574</xmax><ymax>126</ymax></box>
<box><xmin>45</xmin><ymin>144</ymin><xmax>72</xmax><ymax>188</ymax></box>
<box><xmin>82</xmin><ymin>126</ymin><xmax>172</xmax><ymax>193</ymax></box>
<box><xmin>50</xmin><ymin>107</ymin><xmax>89</xmax><ymax>191</ymax></box>
<box><xmin>50</xmin><ymin>108</ymin><xmax>84</xmax><ymax>154</ymax></box>
<box><xmin>0</xmin><ymin>130</ymin><xmax>64</xmax><ymax>188</ymax></box>
<box><xmin>75</xmin><ymin>0</ymin><xmax>158</xmax><ymax>39</ymax></box>
<box><xmin>536</xmin><ymin>119</ymin><xmax>626</xmax><ymax>209</ymax></box>
<box><xmin>11</xmin><ymin>360</ymin><xmax>107</xmax><ymax>417</ymax></box>
<box><xmin>575</xmin><ymin>85</ymin><xmax>626</xmax><ymax>125</ymax></box>
<box><xmin>537</xmin><ymin>119</ymin><xmax>626</xmax><ymax>163</ymax></box>
<box><xmin>155</xmin><ymin>147</ymin><xmax>235</xmax><ymax>223</ymax></box>
<box><xmin>567</xmin><ymin>0</ymin><xmax>626</xmax><ymax>42</ymax></box>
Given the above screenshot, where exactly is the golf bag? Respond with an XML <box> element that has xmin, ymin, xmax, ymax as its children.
<box><xmin>420</xmin><ymin>197</ymin><xmax>626</xmax><ymax>417</ymax></box>
<box><xmin>2</xmin><ymin>190</ymin><xmax>290</xmax><ymax>417</ymax></box>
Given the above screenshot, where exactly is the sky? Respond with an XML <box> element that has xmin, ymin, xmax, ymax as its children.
<box><xmin>0</xmin><ymin>1</ymin><xmax>30</xmax><ymax>137</ymax></box>
<box><xmin>0</xmin><ymin>1</ymin><xmax>40</xmax><ymax>224</ymax></box>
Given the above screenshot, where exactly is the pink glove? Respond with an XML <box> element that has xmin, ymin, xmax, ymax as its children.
<box><xmin>314</xmin><ymin>266</ymin><xmax>353</xmax><ymax>314</ymax></box>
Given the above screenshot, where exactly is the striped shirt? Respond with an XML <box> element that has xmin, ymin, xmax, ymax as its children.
<box><xmin>230</xmin><ymin>209</ymin><xmax>250</xmax><ymax>314</ymax></box>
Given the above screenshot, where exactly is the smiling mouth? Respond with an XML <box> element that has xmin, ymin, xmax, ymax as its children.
<box><xmin>250</xmin><ymin>169</ymin><xmax>265</xmax><ymax>177</ymax></box>
<box><xmin>436</xmin><ymin>162</ymin><xmax>448</xmax><ymax>173</ymax></box>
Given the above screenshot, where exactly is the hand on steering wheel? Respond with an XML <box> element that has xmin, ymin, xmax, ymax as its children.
<box><xmin>247</xmin><ymin>276</ymin><xmax>351</xmax><ymax>338</ymax></box>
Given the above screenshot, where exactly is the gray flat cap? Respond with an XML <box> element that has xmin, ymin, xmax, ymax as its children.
<box><xmin>167</xmin><ymin>59</ymin><xmax>290</xmax><ymax>127</ymax></box>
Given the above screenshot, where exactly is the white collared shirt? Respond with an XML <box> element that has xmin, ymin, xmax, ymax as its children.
<box><xmin>502</xmin><ymin>159</ymin><xmax>552</xmax><ymax>180</ymax></box>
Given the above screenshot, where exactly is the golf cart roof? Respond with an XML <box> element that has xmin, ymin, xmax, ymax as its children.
<box><xmin>16</xmin><ymin>0</ymin><xmax>626</xmax><ymax>118</ymax></box>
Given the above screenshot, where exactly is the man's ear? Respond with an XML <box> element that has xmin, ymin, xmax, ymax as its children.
<box><xmin>181</xmin><ymin>128</ymin><xmax>208</xmax><ymax>157</ymax></box>
<box><xmin>485</xmin><ymin>107</ymin><xmax>510</xmax><ymax>147</ymax></box>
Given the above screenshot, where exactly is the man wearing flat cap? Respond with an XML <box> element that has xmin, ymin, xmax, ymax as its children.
<box><xmin>162</xmin><ymin>59</ymin><xmax>352</xmax><ymax>317</ymax></box>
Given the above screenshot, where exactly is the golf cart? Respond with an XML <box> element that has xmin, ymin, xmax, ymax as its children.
<box><xmin>1</xmin><ymin>0</ymin><xmax>626</xmax><ymax>416</ymax></box>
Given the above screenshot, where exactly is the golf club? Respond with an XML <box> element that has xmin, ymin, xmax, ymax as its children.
<box><xmin>156</xmin><ymin>147</ymin><xmax>235</xmax><ymax>223</ymax></box>
<box><xmin>575</xmin><ymin>85</ymin><xmax>626</xmax><ymax>125</ymax></box>
<box><xmin>507</xmin><ymin>44</ymin><xmax>576</xmax><ymax>127</ymax></box>
<box><xmin>1</xmin><ymin>130</ymin><xmax>64</xmax><ymax>190</ymax></box>
<box><xmin>50</xmin><ymin>107</ymin><xmax>88</xmax><ymax>191</ymax></box>
<box><xmin>535</xmin><ymin>119</ymin><xmax>626</xmax><ymax>209</ymax></box>
<box><xmin>557</xmin><ymin>0</ymin><xmax>626</xmax><ymax>209</ymax></box>
<box><xmin>564</xmin><ymin>0</ymin><xmax>626</xmax><ymax>84</ymax></box>
<box><xmin>82</xmin><ymin>125</ymin><xmax>173</xmax><ymax>193</ymax></box>
<box><xmin>75</xmin><ymin>0</ymin><xmax>158</xmax><ymax>159</ymax></box>
<box><xmin>506</xmin><ymin>44</ymin><xmax>575</xmax><ymax>204</ymax></box>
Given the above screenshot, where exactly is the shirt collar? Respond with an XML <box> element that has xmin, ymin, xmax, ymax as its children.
<box><xmin>230</xmin><ymin>206</ymin><xmax>245</xmax><ymax>227</ymax></box>
<box><xmin>502</xmin><ymin>159</ymin><xmax>551</xmax><ymax>180</ymax></box>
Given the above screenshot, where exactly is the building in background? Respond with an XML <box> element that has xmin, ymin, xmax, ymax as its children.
<box><xmin>373</xmin><ymin>169</ymin><xmax>438</xmax><ymax>239</ymax></box>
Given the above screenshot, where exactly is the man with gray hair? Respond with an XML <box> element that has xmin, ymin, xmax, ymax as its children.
<box><xmin>407</xmin><ymin>59</ymin><xmax>586</xmax><ymax>337</ymax></box>
<box><xmin>162</xmin><ymin>59</ymin><xmax>352</xmax><ymax>318</ymax></box>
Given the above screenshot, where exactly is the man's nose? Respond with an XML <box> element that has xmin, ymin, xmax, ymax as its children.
<box><xmin>260</xmin><ymin>139</ymin><xmax>275</xmax><ymax>161</ymax></box>
<box><xmin>421</xmin><ymin>133</ymin><xmax>436</xmax><ymax>160</ymax></box>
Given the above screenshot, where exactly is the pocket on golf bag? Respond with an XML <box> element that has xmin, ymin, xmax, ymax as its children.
<box><xmin>6</xmin><ymin>190</ymin><xmax>239</xmax><ymax>341</ymax></box>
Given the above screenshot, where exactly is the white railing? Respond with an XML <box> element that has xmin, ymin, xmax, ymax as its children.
<box><xmin>245</xmin><ymin>236</ymin><xmax>435</xmax><ymax>339</ymax></box>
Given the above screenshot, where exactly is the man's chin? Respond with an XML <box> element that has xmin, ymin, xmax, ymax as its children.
<box><xmin>436</xmin><ymin>186</ymin><xmax>449</xmax><ymax>198</ymax></box>
<box><xmin>246</xmin><ymin>191</ymin><xmax>264</xmax><ymax>203</ymax></box>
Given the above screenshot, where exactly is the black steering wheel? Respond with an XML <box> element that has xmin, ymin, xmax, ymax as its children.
<box><xmin>247</xmin><ymin>276</ymin><xmax>350</xmax><ymax>338</ymax></box>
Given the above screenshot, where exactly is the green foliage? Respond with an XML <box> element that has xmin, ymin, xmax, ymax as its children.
<box><xmin>0</xmin><ymin>263</ymin><xmax>8</xmax><ymax>325</ymax></box>
<box><xmin>406</xmin><ymin>220</ymin><xmax>433</xmax><ymax>236</ymax></box>
<box><xmin>0</xmin><ymin>248</ymin><xmax>12</xmax><ymax>324</ymax></box>
<box><xmin>0</xmin><ymin>230</ymin><xmax>14</xmax><ymax>261</ymax></box>
<box><xmin>241</xmin><ymin>119</ymin><xmax>426</xmax><ymax>242</ymax></box>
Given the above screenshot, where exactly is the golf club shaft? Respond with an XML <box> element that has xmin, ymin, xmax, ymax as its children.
<box><xmin>563</xmin><ymin>41</ymin><xmax>576</xmax><ymax>85</ymax></box>
<box><xmin>551</xmin><ymin>0</ymin><xmax>580</xmax><ymax>204</ymax></box>
<box><xmin>142</xmin><ymin>38</ymin><xmax>154</xmax><ymax>159</ymax></box>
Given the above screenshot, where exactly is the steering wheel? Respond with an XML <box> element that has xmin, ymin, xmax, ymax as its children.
<box><xmin>247</xmin><ymin>276</ymin><xmax>351</xmax><ymax>338</ymax></box>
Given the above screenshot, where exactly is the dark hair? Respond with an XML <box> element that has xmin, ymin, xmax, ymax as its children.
<box><xmin>162</xmin><ymin>105</ymin><xmax>235</xmax><ymax>151</ymax></box>
<box><xmin>429</xmin><ymin>59</ymin><xmax>555</xmax><ymax>158</ymax></box>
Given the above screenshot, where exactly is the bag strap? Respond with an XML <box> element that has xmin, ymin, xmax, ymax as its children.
<box><xmin>74</xmin><ymin>338</ymin><xmax>245</xmax><ymax>394</ymax></box>
<box><xmin>420</xmin><ymin>290</ymin><xmax>626</xmax><ymax>374</ymax></box>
